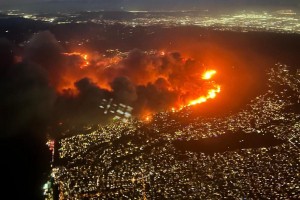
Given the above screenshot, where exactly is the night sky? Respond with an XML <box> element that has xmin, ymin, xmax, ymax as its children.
<box><xmin>0</xmin><ymin>0</ymin><xmax>299</xmax><ymax>11</ymax></box>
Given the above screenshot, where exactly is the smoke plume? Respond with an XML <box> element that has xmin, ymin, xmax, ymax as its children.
<box><xmin>1</xmin><ymin>30</ymin><xmax>224</xmax><ymax>132</ymax></box>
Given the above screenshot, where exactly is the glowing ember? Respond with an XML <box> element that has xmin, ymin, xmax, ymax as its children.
<box><xmin>202</xmin><ymin>70</ymin><xmax>217</xmax><ymax>80</ymax></box>
<box><xmin>143</xmin><ymin>115</ymin><xmax>153</xmax><ymax>123</ymax></box>
<box><xmin>160</xmin><ymin>51</ymin><xmax>166</xmax><ymax>56</ymax></box>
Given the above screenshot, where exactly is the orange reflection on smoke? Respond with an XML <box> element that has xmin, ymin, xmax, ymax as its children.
<box><xmin>57</xmin><ymin>51</ymin><xmax>117</xmax><ymax>94</ymax></box>
<box><xmin>63</xmin><ymin>52</ymin><xmax>90</xmax><ymax>69</ymax></box>
<box><xmin>58</xmin><ymin>50</ymin><xmax>221</xmax><ymax>116</ymax></box>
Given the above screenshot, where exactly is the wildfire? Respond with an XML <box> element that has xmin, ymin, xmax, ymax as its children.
<box><xmin>63</xmin><ymin>52</ymin><xmax>90</xmax><ymax>69</ymax></box>
<box><xmin>187</xmin><ymin>69</ymin><xmax>221</xmax><ymax>107</ymax></box>
<box><xmin>142</xmin><ymin>114</ymin><xmax>153</xmax><ymax>123</ymax></box>
<box><xmin>56</xmin><ymin>51</ymin><xmax>125</xmax><ymax>94</ymax></box>
<box><xmin>202</xmin><ymin>70</ymin><xmax>216</xmax><ymax>80</ymax></box>
<box><xmin>188</xmin><ymin>85</ymin><xmax>221</xmax><ymax>106</ymax></box>
<box><xmin>160</xmin><ymin>51</ymin><xmax>166</xmax><ymax>56</ymax></box>
<box><xmin>57</xmin><ymin>50</ymin><xmax>221</xmax><ymax>118</ymax></box>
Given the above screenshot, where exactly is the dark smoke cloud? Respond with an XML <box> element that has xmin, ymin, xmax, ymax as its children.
<box><xmin>25</xmin><ymin>31</ymin><xmax>64</xmax><ymax>68</ymax></box>
<box><xmin>134</xmin><ymin>81</ymin><xmax>178</xmax><ymax>116</ymax></box>
<box><xmin>98</xmin><ymin>49</ymin><xmax>207</xmax><ymax>116</ymax></box>
<box><xmin>120</xmin><ymin>49</ymin><xmax>159</xmax><ymax>85</ymax></box>
<box><xmin>0</xmin><ymin>38</ymin><xmax>14</xmax><ymax>71</ymax></box>
<box><xmin>0</xmin><ymin>37</ymin><xmax>55</xmax><ymax>200</ymax></box>
<box><xmin>24</xmin><ymin>31</ymin><xmax>66</xmax><ymax>87</ymax></box>
<box><xmin>1</xmin><ymin>30</ymin><xmax>214</xmax><ymax>131</ymax></box>
<box><xmin>54</xmin><ymin>78</ymin><xmax>112</xmax><ymax>126</ymax></box>
<box><xmin>0</xmin><ymin>38</ymin><xmax>56</xmax><ymax>138</ymax></box>
<box><xmin>111</xmin><ymin>76</ymin><xmax>137</xmax><ymax>104</ymax></box>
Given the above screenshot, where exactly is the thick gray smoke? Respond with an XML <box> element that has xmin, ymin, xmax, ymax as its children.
<box><xmin>0</xmin><ymin>37</ymin><xmax>56</xmax><ymax>138</ymax></box>
<box><xmin>1</xmin><ymin>31</ymin><xmax>210</xmax><ymax>132</ymax></box>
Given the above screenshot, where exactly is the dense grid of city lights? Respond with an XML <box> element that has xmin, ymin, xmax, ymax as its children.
<box><xmin>44</xmin><ymin>64</ymin><xmax>300</xmax><ymax>199</ymax></box>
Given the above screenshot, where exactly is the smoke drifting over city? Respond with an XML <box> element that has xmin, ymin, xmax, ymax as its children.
<box><xmin>1</xmin><ymin>30</ymin><xmax>224</xmax><ymax>133</ymax></box>
<box><xmin>2</xmin><ymin>17</ymin><xmax>299</xmax><ymax>136</ymax></box>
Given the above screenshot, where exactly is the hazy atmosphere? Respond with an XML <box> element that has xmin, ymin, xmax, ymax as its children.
<box><xmin>0</xmin><ymin>0</ymin><xmax>299</xmax><ymax>199</ymax></box>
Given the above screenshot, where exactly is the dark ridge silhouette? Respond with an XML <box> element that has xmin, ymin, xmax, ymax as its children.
<box><xmin>174</xmin><ymin>131</ymin><xmax>284</xmax><ymax>154</ymax></box>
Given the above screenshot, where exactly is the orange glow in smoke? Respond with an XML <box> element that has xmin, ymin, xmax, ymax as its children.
<box><xmin>56</xmin><ymin>51</ymin><xmax>120</xmax><ymax>94</ymax></box>
<box><xmin>202</xmin><ymin>70</ymin><xmax>216</xmax><ymax>80</ymax></box>
<box><xmin>57</xmin><ymin>50</ymin><xmax>221</xmax><ymax>117</ymax></box>
<box><xmin>63</xmin><ymin>52</ymin><xmax>90</xmax><ymax>69</ymax></box>
<box><xmin>142</xmin><ymin>112</ymin><xmax>153</xmax><ymax>122</ymax></box>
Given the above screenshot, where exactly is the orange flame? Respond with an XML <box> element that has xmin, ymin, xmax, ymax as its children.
<box><xmin>202</xmin><ymin>70</ymin><xmax>216</xmax><ymax>80</ymax></box>
<box><xmin>188</xmin><ymin>85</ymin><xmax>221</xmax><ymax>106</ymax></box>
<box><xmin>160</xmin><ymin>51</ymin><xmax>166</xmax><ymax>56</ymax></box>
<box><xmin>58</xmin><ymin>50</ymin><xmax>221</xmax><ymax>115</ymax></box>
<box><xmin>186</xmin><ymin>69</ymin><xmax>220</xmax><ymax>107</ymax></box>
<box><xmin>63</xmin><ymin>52</ymin><xmax>90</xmax><ymax>69</ymax></box>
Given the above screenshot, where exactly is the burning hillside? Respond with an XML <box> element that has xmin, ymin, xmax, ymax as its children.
<box><xmin>58</xmin><ymin>49</ymin><xmax>221</xmax><ymax>114</ymax></box>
